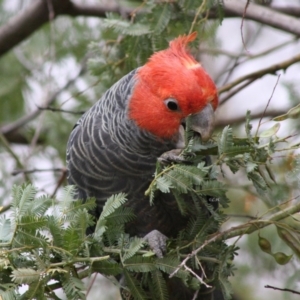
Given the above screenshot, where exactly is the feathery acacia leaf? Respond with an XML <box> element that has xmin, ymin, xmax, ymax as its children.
<box><xmin>124</xmin><ymin>256</ymin><xmax>156</xmax><ymax>273</ymax></box>
<box><xmin>156</xmin><ymin>176</ymin><xmax>173</xmax><ymax>194</ymax></box>
<box><xmin>62</xmin><ymin>276</ymin><xmax>86</xmax><ymax>300</ymax></box>
<box><xmin>123</xmin><ymin>237</ymin><xmax>146</xmax><ymax>261</ymax></box>
<box><xmin>10</xmin><ymin>268</ymin><xmax>41</xmax><ymax>284</ymax></box>
<box><xmin>151</xmin><ymin>270</ymin><xmax>169</xmax><ymax>300</ymax></box>
<box><xmin>99</xmin><ymin>193</ymin><xmax>128</xmax><ymax>220</ymax></box>
<box><xmin>123</xmin><ymin>269</ymin><xmax>148</xmax><ymax>300</ymax></box>
<box><xmin>102</xmin><ymin>18</ymin><xmax>151</xmax><ymax>36</ymax></box>
<box><xmin>0</xmin><ymin>215</ymin><xmax>12</xmax><ymax>242</ymax></box>
<box><xmin>151</xmin><ymin>4</ymin><xmax>172</xmax><ymax>35</ymax></box>
<box><xmin>58</xmin><ymin>185</ymin><xmax>77</xmax><ymax>214</ymax></box>
<box><xmin>11</xmin><ymin>184</ymin><xmax>37</xmax><ymax>220</ymax></box>
<box><xmin>0</xmin><ymin>284</ymin><xmax>18</xmax><ymax>300</ymax></box>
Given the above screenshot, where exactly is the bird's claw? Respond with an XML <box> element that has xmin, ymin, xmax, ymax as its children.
<box><xmin>158</xmin><ymin>149</ymin><xmax>195</xmax><ymax>164</ymax></box>
<box><xmin>158</xmin><ymin>149</ymin><xmax>185</xmax><ymax>164</ymax></box>
<box><xmin>143</xmin><ymin>229</ymin><xmax>168</xmax><ymax>258</ymax></box>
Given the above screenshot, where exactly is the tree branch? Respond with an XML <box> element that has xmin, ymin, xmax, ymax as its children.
<box><xmin>265</xmin><ymin>285</ymin><xmax>300</xmax><ymax>295</ymax></box>
<box><xmin>12</xmin><ymin>167</ymin><xmax>65</xmax><ymax>176</ymax></box>
<box><xmin>0</xmin><ymin>0</ymin><xmax>71</xmax><ymax>57</ymax></box>
<box><xmin>1</xmin><ymin>0</ymin><xmax>300</xmax><ymax>58</ymax></box>
<box><xmin>215</xmin><ymin>108</ymin><xmax>289</xmax><ymax>127</ymax></box>
<box><xmin>218</xmin><ymin>52</ymin><xmax>300</xmax><ymax>95</ymax></box>
<box><xmin>223</xmin><ymin>0</ymin><xmax>300</xmax><ymax>36</ymax></box>
<box><xmin>0</xmin><ymin>59</ymin><xmax>86</xmax><ymax>135</ymax></box>
<box><xmin>170</xmin><ymin>197</ymin><xmax>300</xmax><ymax>279</ymax></box>
<box><xmin>0</xmin><ymin>0</ymin><xmax>126</xmax><ymax>57</ymax></box>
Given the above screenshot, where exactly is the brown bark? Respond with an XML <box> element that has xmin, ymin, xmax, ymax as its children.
<box><xmin>0</xmin><ymin>1</ymin><xmax>300</xmax><ymax>58</ymax></box>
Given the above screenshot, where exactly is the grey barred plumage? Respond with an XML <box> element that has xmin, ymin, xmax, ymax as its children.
<box><xmin>66</xmin><ymin>33</ymin><xmax>221</xmax><ymax>299</ymax></box>
<box><xmin>66</xmin><ymin>69</ymin><xmax>184</xmax><ymax>236</ymax></box>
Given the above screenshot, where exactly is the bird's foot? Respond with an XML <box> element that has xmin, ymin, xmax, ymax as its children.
<box><xmin>143</xmin><ymin>229</ymin><xmax>168</xmax><ymax>258</ymax></box>
<box><xmin>158</xmin><ymin>149</ymin><xmax>195</xmax><ymax>164</ymax></box>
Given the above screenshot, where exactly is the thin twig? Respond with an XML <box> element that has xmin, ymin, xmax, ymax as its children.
<box><xmin>12</xmin><ymin>167</ymin><xmax>65</xmax><ymax>176</ymax></box>
<box><xmin>170</xmin><ymin>197</ymin><xmax>300</xmax><ymax>278</ymax></box>
<box><xmin>86</xmin><ymin>273</ymin><xmax>98</xmax><ymax>297</ymax></box>
<box><xmin>255</xmin><ymin>74</ymin><xmax>281</xmax><ymax>136</ymax></box>
<box><xmin>189</xmin><ymin>0</ymin><xmax>207</xmax><ymax>34</ymax></box>
<box><xmin>215</xmin><ymin>108</ymin><xmax>290</xmax><ymax>127</ymax></box>
<box><xmin>219</xmin><ymin>78</ymin><xmax>256</xmax><ymax>105</ymax></box>
<box><xmin>223</xmin><ymin>0</ymin><xmax>300</xmax><ymax>36</ymax></box>
<box><xmin>192</xmin><ymin>290</ymin><xmax>200</xmax><ymax>300</ymax></box>
<box><xmin>0</xmin><ymin>132</ymin><xmax>30</xmax><ymax>182</ymax></box>
<box><xmin>184</xmin><ymin>265</ymin><xmax>211</xmax><ymax>289</ymax></box>
<box><xmin>265</xmin><ymin>285</ymin><xmax>300</xmax><ymax>295</ymax></box>
<box><xmin>200</xmin><ymin>38</ymin><xmax>297</xmax><ymax>59</ymax></box>
<box><xmin>37</xmin><ymin>106</ymin><xmax>85</xmax><ymax>115</ymax></box>
<box><xmin>226</xmin><ymin>214</ymin><xmax>256</xmax><ymax>220</ymax></box>
<box><xmin>218</xmin><ymin>52</ymin><xmax>300</xmax><ymax>94</ymax></box>
<box><xmin>51</xmin><ymin>168</ymin><xmax>68</xmax><ymax>198</ymax></box>
<box><xmin>0</xmin><ymin>59</ymin><xmax>87</xmax><ymax>135</ymax></box>
<box><xmin>240</xmin><ymin>0</ymin><xmax>251</xmax><ymax>55</ymax></box>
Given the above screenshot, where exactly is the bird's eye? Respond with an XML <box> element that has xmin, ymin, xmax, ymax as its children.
<box><xmin>165</xmin><ymin>99</ymin><xmax>179</xmax><ymax>111</ymax></box>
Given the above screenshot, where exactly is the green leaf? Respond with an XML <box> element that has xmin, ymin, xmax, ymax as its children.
<box><xmin>172</xmin><ymin>189</ymin><xmax>188</xmax><ymax>216</ymax></box>
<box><xmin>151</xmin><ymin>270</ymin><xmax>169</xmax><ymax>300</ymax></box>
<box><xmin>92</xmin><ymin>260</ymin><xmax>122</xmax><ymax>276</ymax></box>
<box><xmin>10</xmin><ymin>268</ymin><xmax>41</xmax><ymax>284</ymax></box>
<box><xmin>156</xmin><ymin>176</ymin><xmax>173</xmax><ymax>194</ymax></box>
<box><xmin>99</xmin><ymin>193</ymin><xmax>128</xmax><ymax>220</ymax></box>
<box><xmin>218</xmin><ymin>273</ymin><xmax>233</xmax><ymax>300</ymax></box>
<box><xmin>165</xmin><ymin>170</ymin><xmax>189</xmax><ymax>194</ymax></box>
<box><xmin>22</xmin><ymin>280</ymin><xmax>46</xmax><ymax>300</ymax></box>
<box><xmin>47</xmin><ymin>215</ymin><xmax>64</xmax><ymax>247</ymax></box>
<box><xmin>273</xmin><ymin>103</ymin><xmax>300</xmax><ymax>121</ymax></box>
<box><xmin>123</xmin><ymin>269</ymin><xmax>148</xmax><ymax>300</ymax></box>
<box><xmin>0</xmin><ymin>284</ymin><xmax>18</xmax><ymax>300</ymax></box>
<box><xmin>102</xmin><ymin>18</ymin><xmax>151</xmax><ymax>36</ymax></box>
<box><xmin>218</xmin><ymin>126</ymin><xmax>233</xmax><ymax>156</ymax></box>
<box><xmin>13</xmin><ymin>230</ymin><xmax>48</xmax><ymax>248</ymax></box>
<box><xmin>247</xmin><ymin>171</ymin><xmax>267</xmax><ymax>194</ymax></box>
<box><xmin>245</xmin><ymin>161</ymin><xmax>257</xmax><ymax>173</ymax></box>
<box><xmin>258</xmin><ymin>123</ymin><xmax>280</xmax><ymax>138</ymax></box>
<box><xmin>71</xmin><ymin>209</ymin><xmax>94</xmax><ymax>240</ymax></box>
<box><xmin>58</xmin><ymin>185</ymin><xmax>77</xmax><ymax>214</ymax></box>
<box><xmin>18</xmin><ymin>215</ymin><xmax>48</xmax><ymax>231</ymax></box>
<box><xmin>30</xmin><ymin>195</ymin><xmax>52</xmax><ymax>217</ymax></box>
<box><xmin>106</xmin><ymin>206</ymin><xmax>135</xmax><ymax>225</ymax></box>
<box><xmin>155</xmin><ymin>256</ymin><xmax>187</xmax><ymax>280</ymax></box>
<box><xmin>0</xmin><ymin>215</ymin><xmax>12</xmax><ymax>242</ymax></box>
<box><xmin>151</xmin><ymin>4</ymin><xmax>172</xmax><ymax>35</ymax></box>
<box><xmin>181</xmin><ymin>164</ymin><xmax>208</xmax><ymax>185</ymax></box>
<box><xmin>123</xmin><ymin>237</ymin><xmax>146</xmax><ymax>261</ymax></box>
<box><xmin>11</xmin><ymin>184</ymin><xmax>37</xmax><ymax>220</ymax></box>
<box><xmin>124</xmin><ymin>256</ymin><xmax>156</xmax><ymax>273</ymax></box>
<box><xmin>93</xmin><ymin>219</ymin><xmax>107</xmax><ymax>241</ymax></box>
<box><xmin>63</xmin><ymin>227</ymin><xmax>81</xmax><ymax>255</ymax></box>
<box><xmin>62</xmin><ymin>276</ymin><xmax>86</xmax><ymax>300</ymax></box>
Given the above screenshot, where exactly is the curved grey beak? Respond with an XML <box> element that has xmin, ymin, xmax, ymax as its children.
<box><xmin>175</xmin><ymin>103</ymin><xmax>215</xmax><ymax>149</ymax></box>
<box><xmin>189</xmin><ymin>103</ymin><xmax>215</xmax><ymax>142</ymax></box>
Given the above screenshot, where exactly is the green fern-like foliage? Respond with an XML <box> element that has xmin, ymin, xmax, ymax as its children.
<box><xmin>87</xmin><ymin>0</ymin><xmax>224</xmax><ymax>94</ymax></box>
<box><xmin>2</xmin><ymin>109</ymin><xmax>300</xmax><ymax>299</ymax></box>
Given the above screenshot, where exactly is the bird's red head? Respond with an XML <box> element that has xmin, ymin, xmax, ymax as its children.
<box><xmin>128</xmin><ymin>32</ymin><xmax>218</xmax><ymax>139</ymax></box>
